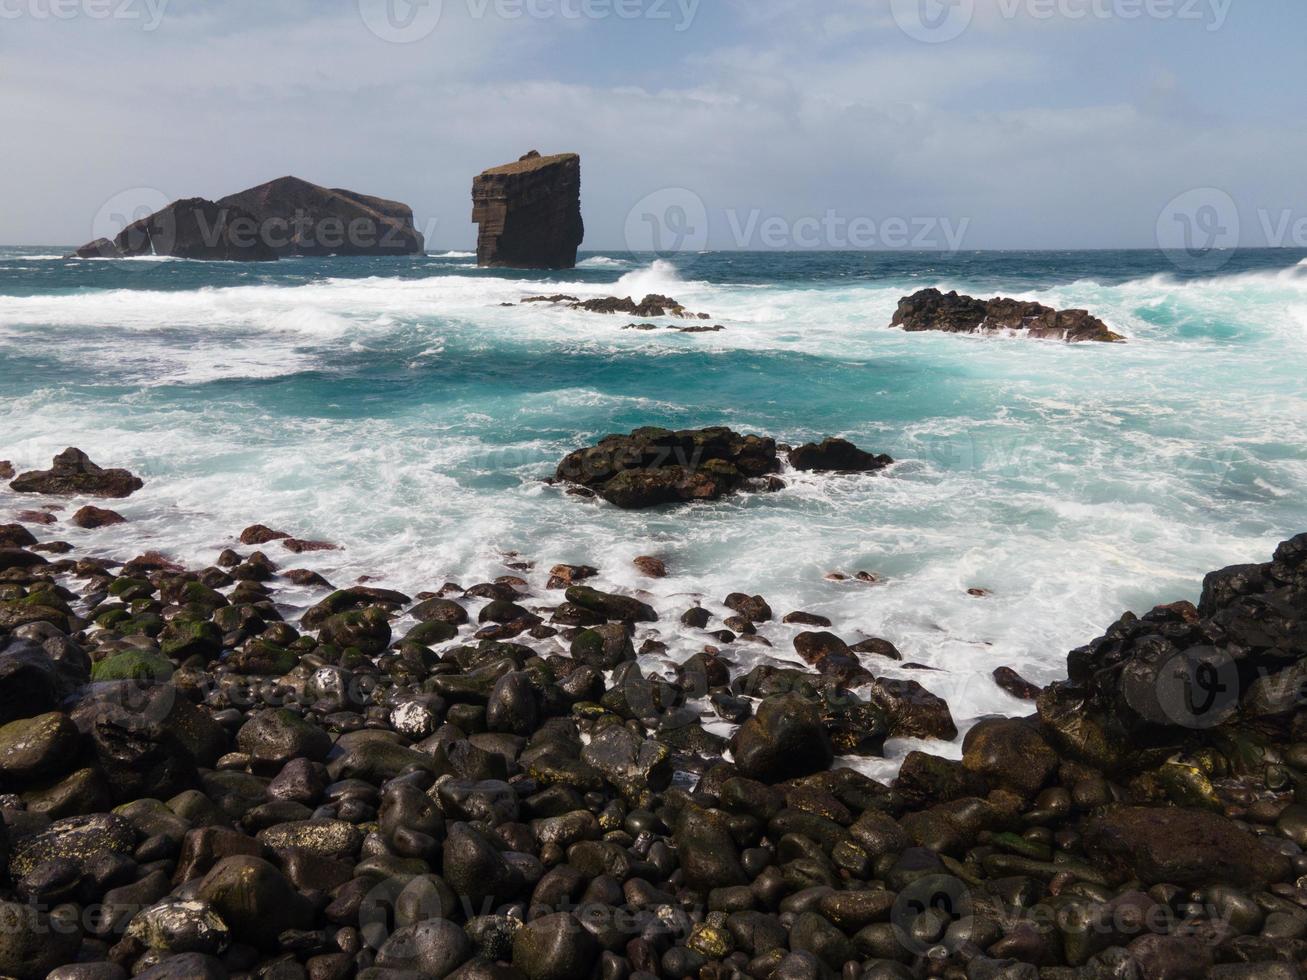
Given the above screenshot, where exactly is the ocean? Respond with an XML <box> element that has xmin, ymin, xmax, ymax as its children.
<box><xmin>3</xmin><ymin>246</ymin><xmax>1305</xmax><ymax>773</ymax></box>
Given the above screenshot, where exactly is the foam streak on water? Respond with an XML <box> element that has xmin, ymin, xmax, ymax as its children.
<box><xmin>2</xmin><ymin>247</ymin><xmax>1305</xmax><ymax>762</ymax></box>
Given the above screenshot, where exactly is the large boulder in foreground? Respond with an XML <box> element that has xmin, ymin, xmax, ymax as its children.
<box><xmin>554</xmin><ymin>426</ymin><xmax>779</xmax><ymax>509</ymax></box>
<box><xmin>10</xmin><ymin>448</ymin><xmax>143</xmax><ymax>498</ymax></box>
<box><xmin>216</xmin><ymin>175</ymin><xmax>424</xmax><ymax>256</ymax></box>
<box><xmin>892</xmin><ymin>288</ymin><xmax>1123</xmax><ymax>343</ymax></box>
<box><xmin>69</xmin><ymin>176</ymin><xmax>423</xmax><ymax>261</ymax></box>
<box><xmin>1084</xmin><ymin>805</ymin><xmax>1292</xmax><ymax>888</ymax></box>
<box><xmin>473</xmin><ymin>150</ymin><xmax>583</xmax><ymax>269</ymax></box>
<box><xmin>1039</xmin><ymin>532</ymin><xmax>1307</xmax><ymax>775</ymax></box>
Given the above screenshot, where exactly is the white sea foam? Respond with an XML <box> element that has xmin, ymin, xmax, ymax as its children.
<box><xmin>577</xmin><ymin>256</ymin><xmax>633</xmax><ymax>268</ymax></box>
<box><xmin>2</xmin><ymin>257</ymin><xmax>1305</xmax><ymax>761</ymax></box>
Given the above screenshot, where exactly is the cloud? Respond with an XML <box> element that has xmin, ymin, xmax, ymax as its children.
<box><xmin>0</xmin><ymin>0</ymin><xmax>1302</xmax><ymax>249</ymax></box>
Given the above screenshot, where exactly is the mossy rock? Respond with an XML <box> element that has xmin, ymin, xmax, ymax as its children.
<box><xmin>108</xmin><ymin>577</ymin><xmax>155</xmax><ymax>600</ymax></box>
<box><xmin>121</xmin><ymin>614</ymin><xmax>165</xmax><ymax>638</ymax></box>
<box><xmin>318</xmin><ymin>608</ymin><xmax>391</xmax><ymax>656</ymax></box>
<box><xmin>180</xmin><ymin>579</ymin><xmax>229</xmax><ymax>611</ymax></box>
<box><xmin>94</xmin><ymin>607</ymin><xmax>131</xmax><ymax>629</ymax></box>
<box><xmin>403</xmin><ymin>621</ymin><xmax>458</xmax><ymax>646</ymax></box>
<box><xmin>160</xmin><ymin>617</ymin><xmax>223</xmax><ymax>660</ymax></box>
<box><xmin>91</xmin><ymin>650</ymin><xmax>175</xmax><ymax>683</ymax></box>
<box><xmin>226</xmin><ymin>641</ymin><xmax>300</xmax><ymax>676</ymax></box>
<box><xmin>0</xmin><ymin>602</ymin><xmax>72</xmax><ymax>633</ymax></box>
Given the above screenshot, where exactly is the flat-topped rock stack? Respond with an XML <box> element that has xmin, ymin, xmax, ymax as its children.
<box><xmin>472</xmin><ymin>150</ymin><xmax>584</xmax><ymax>269</ymax></box>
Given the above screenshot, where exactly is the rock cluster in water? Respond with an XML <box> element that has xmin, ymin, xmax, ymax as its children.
<box><xmin>522</xmin><ymin>294</ymin><xmax>711</xmax><ymax>320</ymax></box>
<box><xmin>3</xmin><ymin>452</ymin><xmax>1307</xmax><ymax>979</ymax></box>
<box><xmin>553</xmin><ymin>428</ymin><xmax>893</xmax><ymax>509</ymax></box>
<box><xmin>472</xmin><ymin>151</ymin><xmax>584</xmax><ymax>270</ymax></box>
<box><xmin>68</xmin><ymin>177</ymin><xmax>424</xmax><ymax>262</ymax></box>
<box><xmin>892</xmin><ymin>288</ymin><xmax>1125</xmax><ymax>343</ymax></box>
<box><xmin>10</xmin><ymin>449</ymin><xmax>143</xmax><ymax>499</ymax></box>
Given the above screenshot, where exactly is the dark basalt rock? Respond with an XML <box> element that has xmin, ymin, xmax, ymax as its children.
<box><xmin>526</xmin><ymin>292</ymin><xmax>712</xmax><ymax>319</ymax></box>
<box><xmin>1040</xmin><ymin>531</ymin><xmax>1307</xmax><ymax>774</ymax></box>
<box><xmin>11</xmin><ymin>448</ymin><xmax>143</xmax><ymax>498</ymax></box>
<box><xmin>72</xmin><ymin>505</ymin><xmax>126</xmax><ymax>528</ymax></box>
<box><xmin>892</xmin><ymin>287</ymin><xmax>1124</xmax><ymax>342</ymax></box>
<box><xmin>0</xmin><ymin>899</ymin><xmax>82</xmax><ymax>979</ymax></box>
<box><xmin>69</xmin><ymin>177</ymin><xmax>422</xmax><ymax>261</ymax></box>
<box><xmin>554</xmin><ymin>426</ymin><xmax>780</xmax><ymax>509</ymax></box>
<box><xmin>473</xmin><ymin>151</ymin><xmax>583</xmax><ymax>269</ymax></box>
<box><xmin>79</xmin><ymin>197</ymin><xmax>278</xmax><ymax>262</ymax></box>
<box><xmin>216</xmin><ymin>175</ymin><xmax>424</xmax><ymax>256</ymax></box>
<box><xmin>13</xmin><ymin>465</ymin><xmax>1307</xmax><ymax>980</ymax></box>
<box><xmin>789</xmin><ymin>438</ymin><xmax>894</xmax><ymax>473</ymax></box>
<box><xmin>730</xmin><ymin>693</ymin><xmax>834</xmax><ymax>783</ymax></box>
<box><xmin>1084</xmin><ymin>805</ymin><xmax>1293</xmax><ymax>888</ymax></box>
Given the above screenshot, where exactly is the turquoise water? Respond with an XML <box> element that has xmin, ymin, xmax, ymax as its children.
<box><xmin>3</xmin><ymin>246</ymin><xmax>1306</xmax><ymax>766</ymax></box>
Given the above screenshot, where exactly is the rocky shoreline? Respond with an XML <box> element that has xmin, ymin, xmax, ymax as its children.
<box><xmin>1</xmin><ymin>451</ymin><xmax>1306</xmax><ymax>979</ymax></box>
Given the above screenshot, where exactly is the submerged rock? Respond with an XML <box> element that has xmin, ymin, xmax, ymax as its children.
<box><xmin>72</xmin><ymin>505</ymin><xmax>126</xmax><ymax>528</ymax></box>
<box><xmin>892</xmin><ymin>287</ymin><xmax>1124</xmax><ymax>342</ymax></box>
<box><xmin>473</xmin><ymin>150</ymin><xmax>584</xmax><ymax>269</ymax></box>
<box><xmin>10</xmin><ymin>448</ymin><xmax>143</xmax><ymax>498</ymax></box>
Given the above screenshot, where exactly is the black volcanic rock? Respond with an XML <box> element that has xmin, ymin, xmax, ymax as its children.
<box><xmin>217</xmin><ymin>175</ymin><xmax>424</xmax><ymax>256</ymax></box>
<box><xmin>10</xmin><ymin>448</ymin><xmax>143</xmax><ymax>498</ymax></box>
<box><xmin>789</xmin><ymin>438</ymin><xmax>893</xmax><ymax>473</ymax></box>
<box><xmin>892</xmin><ymin>287</ymin><xmax>1124</xmax><ymax>342</ymax></box>
<box><xmin>554</xmin><ymin>426</ymin><xmax>780</xmax><ymax>509</ymax></box>
<box><xmin>69</xmin><ymin>237</ymin><xmax>122</xmax><ymax>259</ymax></box>
<box><xmin>91</xmin><ymin>197</ymin><xmax>278</xmax><ymax>262</ymax></box>
<box><xmin>473</xmin><ymin>150</ymin><xmax>583</xmax><ymax>269</ymax></box>
<box><xmin>69</xmin><ymin>177</ymin><xmax>423</xmax><ymax>261</ymax></box>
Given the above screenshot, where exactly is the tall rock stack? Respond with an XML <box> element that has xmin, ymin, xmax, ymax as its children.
<box><xmin>472</xmin><ymin>151</ymin><xmax>584</xmax><ymax>269</ymax></box>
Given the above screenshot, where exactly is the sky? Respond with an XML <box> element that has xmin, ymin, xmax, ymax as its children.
<box><xmin>0</xmin><ymin>0</ymin><xmax>1303</xmax><ymax>250</ymax></box>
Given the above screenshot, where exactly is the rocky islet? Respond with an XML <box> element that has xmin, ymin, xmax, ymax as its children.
<box><xmin>891</xmin><ymin>288</ymin><xmax>1125</xmax><ymax>344</ymax></box>
<box><xmin>552</xmin><ymin>427</ymin><xmax>895</xmax><ymax>510</ymax></box>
